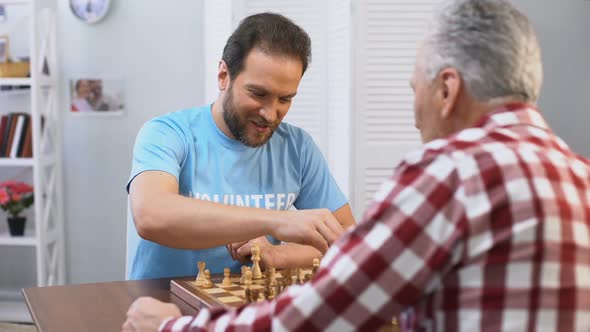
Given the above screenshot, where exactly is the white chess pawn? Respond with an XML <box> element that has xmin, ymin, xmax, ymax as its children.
<box><xmin>222</xmin><ymin>267</ymin><xmax>232</xmax><ymax>286</ymax></box>
<box><xmin>202</xmin><ymin>269</ymin><xmax>213</xmax><ymax>289</ymax></box>
<box><xmin>195</xmin><ymin>261</ymin><xmax>206</xmax><ymax>286</ymax></box>
<box><xmin>244</xmin><ymin>270</ymin><xmax>253</xmax><ymax>287</ymax></box>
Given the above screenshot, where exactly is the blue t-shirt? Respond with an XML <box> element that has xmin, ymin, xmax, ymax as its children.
<box><xmin>126</xmin><ymin>105</ymin><xmax>347</xmax><ymax>279</ymax></box>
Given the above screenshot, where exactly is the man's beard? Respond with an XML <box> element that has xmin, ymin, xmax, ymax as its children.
<box><xmin>222</xmin><ymin>84</ymin><xmax>278</xmax><ymax>147</ymax></box>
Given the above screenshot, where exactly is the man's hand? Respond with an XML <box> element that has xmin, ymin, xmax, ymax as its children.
<box><xmin>226</xmin><ymin>240</ymin><xmax>249</xmax><ymax>264</ymax></box>
<box><xmin>122</xmin><ymin>297</ymin><xmax>181</xmax><ymax>332</ymax></box>
<box><xmin>269</xmin><ymin>209</ymin><xmax>344</xmax><ymax>253</ymax></box>
<box><xmin>232</xmin><ymin>236</ymin><xmax>279</xmax><ymax>268</ymax></box>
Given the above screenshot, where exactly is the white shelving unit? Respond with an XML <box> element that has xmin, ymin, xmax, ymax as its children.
<box><xmin>0</xmin><ymin>0</ymin><xmax>64</xmax><ymax>322</ymax></box>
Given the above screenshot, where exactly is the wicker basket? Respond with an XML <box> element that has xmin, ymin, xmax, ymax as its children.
<box><xmin>0</xmin><ymin>61</ymin><xmax>30</xmax><ymax>78</ymax></box>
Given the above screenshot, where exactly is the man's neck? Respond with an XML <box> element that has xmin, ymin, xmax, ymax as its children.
<box><xmin>458</xmin><ymin>96</ymin><xmax>525</xmax><ymax>130</ymax></box>
<box><xmin>210</xmin><ymin>99</ymin><xmax>235</xmax><ymax>139</ymax></box>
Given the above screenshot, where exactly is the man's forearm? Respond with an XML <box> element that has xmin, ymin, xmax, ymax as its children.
<box><xmin>134</xmin><ymin>193</ymin><xmax>279</xmax><ymax>249</ymax></box>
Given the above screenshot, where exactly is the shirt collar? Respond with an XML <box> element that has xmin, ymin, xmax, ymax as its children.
<box><xmin>475</xmin><ymin>103</ymin><xmax>549</xmax><ymax>132</ymax></box>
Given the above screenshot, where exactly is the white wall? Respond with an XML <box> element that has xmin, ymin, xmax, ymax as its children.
<box><xmin>58</xmin><ymin>1</ymin><xmax>205</xmax><ymax>283</ymax></box>
<box><xmin>512</xmin><ymin>0</ymin><xmax>590</xmax><ymax>158</ymax></box>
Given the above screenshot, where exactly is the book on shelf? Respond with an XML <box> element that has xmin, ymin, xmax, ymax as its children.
<box><xmin>0</xmin><ymin>112</ymin><xmax>32</xmax><ymax>158</ymax></box>
<box><xmin>0</xmin><ymin>115</ymin><xmax>7</xmax><ymax>153</ymax></box>
<box><xmin>4</xmin><ymin>114</ymin><xmax>18</xmax><ymax>157</ymax></box>
<box><xmin>16</xmin><ymin>115</ymin><xmax>29</xmax><ymax>157</ymax></box>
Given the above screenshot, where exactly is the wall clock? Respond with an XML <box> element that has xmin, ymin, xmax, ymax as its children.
<box><xmin>70</xmin><ymin>0</ymin><xmax>111</xmax><ymax>24</ymax></box>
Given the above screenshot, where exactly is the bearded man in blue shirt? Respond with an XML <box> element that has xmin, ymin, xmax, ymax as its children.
<box><xmin>126</xmin><ymin>12</ymin><xmax>355</xmax><ymax>280</ymax></box>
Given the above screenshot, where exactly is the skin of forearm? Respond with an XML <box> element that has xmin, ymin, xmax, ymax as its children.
<box><xmin>133</xmin><ymin>192</ymin><xmax>281</xmax><ymax>249</ymax></box>
<box><xmin>272</xmin><ymin>243</ymin><xmax>323</xmax><ymax>269</ymax></box>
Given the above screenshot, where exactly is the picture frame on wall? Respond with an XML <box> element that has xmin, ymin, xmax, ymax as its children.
<box><xmin>70</xmin><ymin>78</ymin><xmax>124</xmax><ymax>116</ymax></box>
<box><xmin>69</xmin><ymin>0</ymin><xmax>111</xmax><ymax>24</ymax></box>
<box><xmin>0</xmin><ymin>36</ymin><xmax>8</xmax><ymax>63</ymax></box>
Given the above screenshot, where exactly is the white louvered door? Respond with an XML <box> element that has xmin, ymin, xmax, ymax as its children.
<box><xmin>352</xmin><ymin>0</ymin><xmax>441</xmax><ymax>217</ymax></box>
<box><xmin>326</xmin><ymin>0</ymin><xmax>353</xmax><ymax>196</ymax></box>
<box><xmin>207</xmin><ymin>1</ymin><xmax>443</xmax><ymax>216</ymax></box>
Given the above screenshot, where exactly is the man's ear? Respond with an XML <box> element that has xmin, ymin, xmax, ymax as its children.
<box><xmin>218</xmin><ymin>60</ymin><xmax>230</xmax><ymax>91</ymax></box>
<box><xmin>438</xmin><ymin>68</ymin><xmax>461</xmax><ymax>119</ymax></box>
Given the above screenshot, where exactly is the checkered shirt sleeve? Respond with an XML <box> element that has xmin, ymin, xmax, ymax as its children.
<box><xmin>160</xmin><ymin>105</ymin><xmax>590</xmax><ymax>332</ymax></box>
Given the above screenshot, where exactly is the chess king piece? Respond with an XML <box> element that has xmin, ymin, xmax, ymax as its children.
<box><xmin>222</xmin><ymin>267</ymin><xmax>232</xmax><ymax>286</ymax></box>
<box><xmin>251</xmin><ymin>242</ymin><xmax>262</xmax><ymax>279</ymax></box>
<box><xmin>202</xmin><ymin>269</ymin><xmax>214</xmax><ymax>289</ymax></box>
<box><xmin>195</xmin><ymin>261</ymin><xmax>206</xmax><ymax>286</ymax></box>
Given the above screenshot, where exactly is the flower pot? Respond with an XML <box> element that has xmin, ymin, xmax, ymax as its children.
<box><xmin>7</xmin><ymin>216</ymin><xmax>26</xmax><ymax>236</ymax></box>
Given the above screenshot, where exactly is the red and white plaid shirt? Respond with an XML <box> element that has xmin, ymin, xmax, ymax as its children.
<box><xmin>161</xmin><ymin>104</ymin><xmax>590</xmax><ymax>332</ymax></box>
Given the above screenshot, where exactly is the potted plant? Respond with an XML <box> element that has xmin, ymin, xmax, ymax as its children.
<box><xmin>0</xmin><ymin>181</ymin><xmax>34</xmax><ymax>236</ymax></box>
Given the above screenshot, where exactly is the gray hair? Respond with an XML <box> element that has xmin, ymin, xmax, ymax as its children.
<box><xmin>422</xmin><ymin>0</ymin><xmax>543</xmax><ymax>104</ymax></box>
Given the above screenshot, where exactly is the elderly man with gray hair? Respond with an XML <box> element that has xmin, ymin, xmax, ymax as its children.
<box><xmin>123</xmin><ymin>1</ymin><xmax>590</xmax><ymax>331</ymax></box>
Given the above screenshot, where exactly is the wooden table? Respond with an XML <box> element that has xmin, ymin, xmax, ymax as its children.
<box><xmin>23</xmin><ymin>277</ymin><xmax>399</xmax><ymax>332</ymax></box>
<box><xmin>22</xmin><ymin>278</ymin><xmax>197</xmax><ymax>332</ymax></box>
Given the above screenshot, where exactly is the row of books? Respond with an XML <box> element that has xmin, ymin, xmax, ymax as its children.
<box><xmin>0</xmin><ymin>112</ymin><xmax>33</xmax><ymax>158</ymax></box>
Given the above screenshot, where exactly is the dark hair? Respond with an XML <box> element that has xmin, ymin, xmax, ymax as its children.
<box><xmin>221</xmin><ymin>12</ymin><xmax>312</xmax><ymax>79</ymax></box>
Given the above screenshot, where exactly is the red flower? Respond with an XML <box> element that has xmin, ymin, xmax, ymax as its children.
<box><xmin>12</xmin><ymin>183</ymin><xmax>33</xmax><ymax>194</ymax></box>
<box><xmin>0</xmin><ymin>189</ymin><xmax>9</xmax><ymax>205</ymax></box>
<box><xmin>0</xmin><ymin>181</ymin><xmax>34</xmax><ymax>218</ymax></box>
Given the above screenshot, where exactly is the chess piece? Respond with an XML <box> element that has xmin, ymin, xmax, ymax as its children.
<box><xmin>251</xmin><ymin>242</ymin><xmax>262</xmax><ymax>279</ymax></box>
<box><xmin>202</xmin><ymin>269</ymin><xmax>213</xmax><ymax>288</ymax></box>
<box><xmin>245</xmin><ymin>287</ymin><xmax>252</xmax><ymax>303</ymax></box>
<box><xmin>264</xmin><ymin>285</ymin><xmax>271</xmax><ymax>301</ymax></box>
<box><xmin>296</xmin><ymin>268</ymin><xmax>302</xmax><ymax>283</ymax></box>
<box><xmin>283</xmin><ymin>271</ymin><xmax>292</xmax><ymax>287</ymax></box>
<box><xmin>240</xmin><ymin>266</ymin><xmax>247</xmax><ymax>284</ymax></box>
<box><xmin>291</xmin><ymin>275</ymin><xmax>298</xmax><ymax>285</ymax></box>
<box><xmin>264</xmin><ymin>270</ymin><xmax>273</xmax><ymax>300</ymax></box>
<box><xmin>244</xmin><ymin>269</ymin><xmax>253</xmax><ymax>287</ymax></box>
<box><xmin>222</xmin><ymin>267</ymin><xmax>232</xmax><ymax>286</ymax></box>
<box><xmin>257</xmin><ymin>290</ymin><xmax>266</xmax><ymax>303</ymax></box>
<box><xmin>195</xmin><ymin>261</ymin><xmax>206</xmax><ymax>286</ymax></box>
<box><xmin>312</xmin><ymin>258</ymin><xmax>320</xmax><ymax>277</ymax></box>
<box><xmin>268</xmin><ymin>267</ymin><xmax>276</xmax><ymax>278</ymax></box>
<box><xmin>251</xmin><ymin>289</ymin><xmax>259</xmax><ymax>303</ymax></box>
<box><xmin>269</xmin><ymin>272</ymin><xmax>277</xmax><ymax>299</ymax></box>
<box><xmin>276</xmin><ymin>277</ymin><xmax>284</xmax><ymax>294</ymax></box>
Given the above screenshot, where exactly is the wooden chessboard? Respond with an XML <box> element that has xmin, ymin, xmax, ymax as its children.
<box><xmin>171</xmin><ymin>271</ymin><xmax>400</xmax><ymax>332</ymax></box>
<box><xmin>171</xmin><ymin>269</ymin><xmax>311</xmax><ymax>310</ymax></box>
